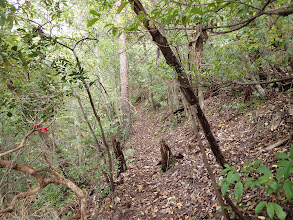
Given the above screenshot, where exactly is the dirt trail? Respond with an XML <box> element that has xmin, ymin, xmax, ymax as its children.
<box><xmin>93</xmin><ymin>91</ymin><xmax>292</xmax><ymax>220</ymax></box>
<box><xmin>114</xmin><ymin>105</ymin><xmax>164</xmax><ymax>218</ymax></box>
<box><xmin>94</xmin><ymin>104</ymin><xmax>221</xmax><ymax>219</ymax></box>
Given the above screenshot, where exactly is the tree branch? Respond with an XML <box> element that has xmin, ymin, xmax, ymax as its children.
<box><xmin>73</xmin><ymin>37</ymin><xmax>98</xmax><ymax>50</ymax></box>
<box><xmin>237</xmin><ymin>76</ymin><xmax>293</xmax><ymax>85</ymax></box>
<box><xmin>264</xmin><ymin>6</ymin><xmax>293</xmax><ymax>16</ymax></box>
<box><xmin>204</xmin><ymin>3</ymin><xmax>293</xmax><ymax>33</ymax></box>
<box><xmin>0</xmin><ymin>159</ymin><xmax>87</xmax><ymax>219</ymax></box>
<box><xmin>170</xmin><ymin>0</ymin><xmax>261</xmax><ymax>10</ymax></box>
<box><xmin>0</xmin><ymin>129</ymin><xmax>35</xmax><ymax>157</ymax></box>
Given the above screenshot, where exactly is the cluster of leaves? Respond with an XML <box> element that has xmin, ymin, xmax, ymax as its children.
<box><xmin>0</xmin><ymin>0</ymin><xmax>17</xmax><ymax>29</ymax></box>
<box><xmin>219</xmin><ymin>145</ymin><xmax>293</xmax><ymax>219</ymax></box>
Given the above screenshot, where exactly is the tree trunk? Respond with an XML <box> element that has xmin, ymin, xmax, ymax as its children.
<box><xmin>112</xmin><ymin>138</ymin><xmax>127</xmax><ymax>176</ymax></box>
<box><xmin>160</xmin><ymin>139</ymin><xmax>174</xmax><ymax>172</ymax></box>
<box><xmin>142</xmin><ymin>42</ymin><xmax>157</xmax><ymax>110</ymax></box>
<box><xmin>128</xmin><ymin>0</ymin><xmax>226</xmax><ymax>167</ymax></box>
<box><xmin>73</xmin><ymin>98</ymin><xmax>84</xmax><ymax>166</ymax></box>
<box><xmin>188</xmin><ymin>24</ymin><xmax>206</xmax><ymax>110</ymax></box>
<box><xmin>116</xmin><ymin>1</ymin><xmax>131</xmax><ymax>136</ymax></box>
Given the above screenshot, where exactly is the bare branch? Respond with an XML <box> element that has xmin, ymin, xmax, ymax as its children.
<box><xmin>73</xmin><ymin>37</ymin><xmax>98</xmax><ymax>50</ymax></box>
<box><xmin>0</xmin><ymin>115</ymin><xmax>56</xmax><ymax>157</ymax></box>
<box><xmin>237</xmin><ymin>76</ymin><xmax>293</xmax><ymax>85</ymax></box>
<box><xmin>0</xmin><ymin>129</ymin><xmax>35</xmax><ymax>157</ymax></box>
<box><xmin>261</xmin><ymin>0</ymin><xmax>271</xmax><ymax>11</ymax></box>
<box><xmin>170</xmin><ymin>0</ymin><xmax>261</xmax><ymax>10</ymax></box>
<box><xmin>0</xmin><ymin>160</ymin><xmax>87</xmax><ymax>219</ymax></box>
<box><xmin>0</xmin><ymin>184</ymin><xmax>42</xmax><ymax>214</ymax></box>
<box><xmin>204</xmin><ymin>12</ymin><xmax>261</xmax><ymax>31</ymax></box>
<box><xmin>57</xmin><ymin>41</ymin><xmax>73</xmax><ymax>51</ymax></box>
<box><xmin>165</xmin><ymin>4</ymin><xmax>293</xmax><ymax>33</ymax></box>
<box><xmin>210</xmin><ymin>21</ymin><xmax>253</xmax><ymax>34</ymax></box>
<box><xmin>264</xmin><ymin>6</ymin><xmax>293</xmax><ymax>16</ymax></box>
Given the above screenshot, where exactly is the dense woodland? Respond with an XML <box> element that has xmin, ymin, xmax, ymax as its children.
<box><xmin>0</xmin><ymin>0</ymin><xmax>292</xmax><ymax>219</ymax></box>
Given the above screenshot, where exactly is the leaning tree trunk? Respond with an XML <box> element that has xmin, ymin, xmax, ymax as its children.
<box><xmin>128</xmin><ymin>0</ymin><xmax>226</xmax><ymax>167</ymax></box>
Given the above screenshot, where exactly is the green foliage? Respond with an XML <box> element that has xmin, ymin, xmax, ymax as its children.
<box><xmin>0</xmin><ymin>0</ymin><xmax>16</xmax><ymax>29</ymax></box>
<box><xmin>1</xmin><ymin>0</ymin><xmax>292</xmax><ymax>217</ymax></box>
<box><xmin>219</xmin><ymin>145</ymin><xmax>293</xmax><ymax>219</ymax></box>
<box><xmin>255</xmin><ymin>201</ymin><xmax>286</xmax><ymax>220</ymax></box>
<box><xmin>34</xmin><ymin>184</ymin><xmax>65</xmax><ymax>210</ymax></box>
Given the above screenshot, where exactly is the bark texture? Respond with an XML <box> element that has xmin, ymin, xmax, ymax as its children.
<box><xmin>117</xmin><ymin>1</ymin><xmax>131</xmax><ymax>133</ymax></box>
<box><xmin>160</xmin><ymin>139</ymin><xmax>174</xmax><ymax>172</ymax></box>
<box><xmin>188</xmin><ymin>24</ymin><xmax>207</xmax><ymax>110</ymax></box>
<box><xmin>112</xmin><ymin>138</ymin><xmax>127</xmax><ymax>175</ymax></box>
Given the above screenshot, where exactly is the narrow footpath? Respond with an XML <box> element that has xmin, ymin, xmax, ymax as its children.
<box><xmin>94</xmin><ymin>104</ymin><xmax>221</xmax><ymax>219</ymax></box>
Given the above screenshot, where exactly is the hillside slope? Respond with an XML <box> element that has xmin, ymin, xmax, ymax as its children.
<box><xmin>92</xmin><ymin>89</ymin><xmax>292</xmax><ymax>219</ymax></box>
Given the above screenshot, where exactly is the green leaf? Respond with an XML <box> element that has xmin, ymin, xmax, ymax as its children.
<box><xmin>87</xmin><ymin>18</ymin><xmax>99</xmax><ymax>27</ymax></box>
<box><xmin>117</xmin><ymin>2</ymin><xmax>128</xmax><ymax>14</ymax></box>
<box><xmin>112</xmin><ymin>27</ymin><xmax>118</xmax><ymax>36</ymax></box>
<box><xmin>7</xmin><ymin>112</ymin><xmax>12</xmax><ymax>117</ymax></box>
<box><xmin>190</xmin><ymin>7</ymin><xmax>202</xmax><ymax>15</ymax></box>
<box><xmin>255</xmin><ymin>166</ymin><xmax>272</xmax><ymax>177</ymax></box>
<box><xmin>266</xmin><ymin>179</ymin><xmax>279</xmax><ymax>194</ymax></box>
<box><xmin>234</xmin><ymin>182</ymin><xmax>243</xmax><ymax>201</ymax></box>
<box><xmin>276</xmin><ymin>167</ymin><xmax>285</xmax><ymax>181</ymax></box>
<box><xmin>258</xmin><ymin>176</ymin><xmax>270</xmax><ymax>185</ymax></box>
<box><xmin>244</xmin><ymin>181</ymin><xmax>253</xmax><ymax>188</ymax></box>
<box><xmin>267</xmin><ymin>202</ymin><xmax>275</xmax><ymax>219</ymax></box>
<box><xmin>11</xmin><ymin>45</ymin><xmax>17</xmax><ymax>51</ymax></box>
<box><xmin>243</xmin><ymin>178</ymin><xmax>255</xmax><ymax>183</ymax></box>
<box><xmin>220</xmin><ymin>167</ymin><xmax>230</xmax><ymax>175</ymax></box>
<box><xmin>283</xmin><ymin>160</ymin><xmax>292</xmax><ymax>179</ymax></box>
<box><xmin>269</xmin><ymin>179</ymin><xmax>279</xmax><ymax>191</ymax></box>
<box><xmin>253</xmin><ymin>159</ymin><xmax>262</xmax><ymax>169</ymax></box>
<box><xmin>272</xmin><ymin>203</ymin><xmax>286</xmax><ymax>220</ymax></box>
<box><xmin>221</xmin><ymin>181</ymin><xmax>229</xmax><ymax>197</ymax></box>
<box><xmin>277</xmin><ymin>160</ymin><xmax>288</xmax><ymax>167</ymax></box>
<box><xmin>247</xmin><ymin>159</ymin><xmax>254</xmax><ymax>166</ymax></box>
<box><xmin>182</xmin><ymin>16</ymin><xmax>188</xmax><ymax>26</ymax></box>
<box><xmin>89</xmin><ymin>10</ymin><xmax>100</xmax><ymax>17</ymax></box>
<box><xmin>227</xmin><ymin>171</ymin><xmax>240</xmax><ymax>184</ymax></box>
<box><xmin>255</xmin><ymin>201</ymin><xmax>267</xmax><ymax>214</ymax></box>
<box><xmin>89</xmin><ymin>81</ymin><xmax>95</xmax><ymax>87</ymax></box>
<box><xmin>283</xmin><ymin>179</ymin><xmax>293</xmax><ymax>201</ymax></box>
<box><xmin>275</xmin><ymin>152</ymin><xmax>289</xmax><ymax>159</ymax></box>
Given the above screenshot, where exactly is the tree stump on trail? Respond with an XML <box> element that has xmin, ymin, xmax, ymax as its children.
<box><xmin>112</xmin><ymin>138</ymin><xmax>127</xmax><ymax>176</ymax></box>
<box><xmin>160</xmin><ymin>139</ymin><xmax>174</xmax><ymax>172</ymax></box>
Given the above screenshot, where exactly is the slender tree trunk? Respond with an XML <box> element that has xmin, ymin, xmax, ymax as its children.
<box><xmin>73</xmin><ymin>91</ymin><xmax>111</xmax><ymax>185</ymax></box>
<box><xmin>128</xmin><ymin>0</ymin><xmax>226</xmax><ymax>167</ymax></box>
<box><xmin>190</xmin><ymin>106</ymin><xmax>230</xmax><ymax>220</ymax></box>
<box><xmin>142</xmin><ymin>42</ymin><xmax>157</xmax><ymax>110</ymax></box>
<box><xmin>116</xmin><ymin>1</ymin><xmax>131</xmax><ymax>136</ymax></box>
<box><xmin>73</xmin><ymin>99</ymin><xmax>84</xmax><ymax>166</ymax></box>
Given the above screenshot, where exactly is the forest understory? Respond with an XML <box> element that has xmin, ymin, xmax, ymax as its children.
<box><xmin>79</xmin><ymin>88</ymin><xmax>293</xmax><ymax>220</ymax></box>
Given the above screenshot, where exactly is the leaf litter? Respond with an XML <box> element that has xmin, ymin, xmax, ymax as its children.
<box><xmin>90</xmin><ymin>90</ymin><xmax>292</xmax><ymax>219</ymax></box>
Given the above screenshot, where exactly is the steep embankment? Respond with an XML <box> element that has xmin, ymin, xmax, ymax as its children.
<box><xmin>93</xmin><ymin>90</ymin><xmax>292</xmax><ymax>219</ymax></box>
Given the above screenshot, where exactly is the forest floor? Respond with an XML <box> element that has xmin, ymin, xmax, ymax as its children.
<box><xmin>91</xmin><ymin>89</ymin><xmax>292</xmax><ymax>220</ymax></box>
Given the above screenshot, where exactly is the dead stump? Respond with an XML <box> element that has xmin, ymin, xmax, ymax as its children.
<box><xmin>160</xmin><ymin>139</ymin><xmax>174</xmax><ymax>172</ymax></box>
<box><xmin>112</xmin><ymin>138</ymin><xmax>127</xmax><ymax>176</ymax></box>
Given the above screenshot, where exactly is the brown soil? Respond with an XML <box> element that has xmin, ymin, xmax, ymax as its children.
<box><xmin>92</xmin><ymin>89</ymin><xmax>293</xmax><ymax>220</ymax></box>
